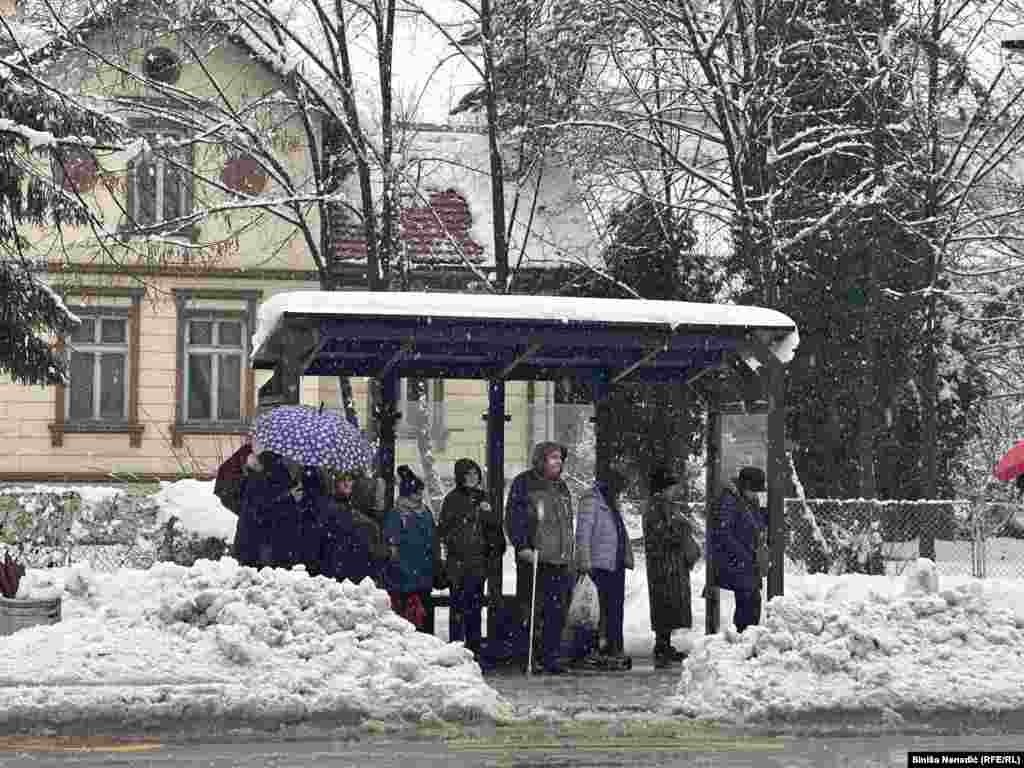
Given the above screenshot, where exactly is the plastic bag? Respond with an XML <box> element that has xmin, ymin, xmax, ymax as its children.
<box><xmin>567</xmin><ymin>574</ymin><xmax>600</xmax><ymax>629</ymax></box>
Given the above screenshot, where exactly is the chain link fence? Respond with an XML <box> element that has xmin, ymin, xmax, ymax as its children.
<box><xmin>783</xmin><ymin>498</ymin><xmax>1024</xmax><ymax>579</ymax></box>
<box><xmin>0</xmin><ymin>487</ymin><xmax>227</xmax><ymax>573</ymax></box>
<box><xmin>2</xmin><ymin>485</ymin><xmax>1022</xmax><ymax>580</ymax></box>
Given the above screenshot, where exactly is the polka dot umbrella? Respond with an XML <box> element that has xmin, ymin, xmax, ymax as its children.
<box><xmin>253</xmin><ymin>405</ymin><xmax>374</xmax><ymax>472</ymax></box>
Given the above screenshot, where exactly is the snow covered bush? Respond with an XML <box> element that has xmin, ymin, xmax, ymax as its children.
<box><xmin>784</xmin><ymin>499</ymin><xmax>970</xmax><ymax>575</ymax></box>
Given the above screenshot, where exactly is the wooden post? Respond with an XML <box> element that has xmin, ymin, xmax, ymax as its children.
<box><xmin>485</xmin><ymin>379</ymin><xmax>506</xmax><ymax>641</ymax></box>
<box><xmin>593</xmin><ymin>372</ymin><xmax>612</xmax><ymax>484</ymax></box>
<box><xmin>704</xmin><ymin>407</ymin><xmax>722</xmax><ymax>635</ymax></box>
<box><xmin>377</xmin><ymin>374</ymin><xmax>399</xmax><ymax>509</ymax></box>
<box><xmin>765</xmin><ymin>359</ymin><xmax>786</xmax><ymax>600</ymax></box>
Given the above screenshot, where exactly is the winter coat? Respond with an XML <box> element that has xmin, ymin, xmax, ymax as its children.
<box><xmin>383</xmin><ymin>492</ymin><xmax>438</xmax><ymax>593</ymax></box>
<box><xmin>439</xmin><ymin>459</ymin><xmax>496</xmax><ymax>585</ymax></box>
<box><xmin>214</xmin><ymin>443</ymin><xmax>252</xmax><ymax>516</ymax></box>
<box><xmin>316</xmin><ymin>491</ymin><xmax>356</xmax><ymax>582</ymax></box>
<box><xmin>505</xmin><ymin>442</ymin><xmax>574</xmax><ymax>566</ymax></box>
<box><xmin>643</xmin><ymin>489</ymin><xmax>696</xmax><ymax>631</ymax></box>
<box><xmin>235</xmin><ymin>451</ymin><xmax>302</xmax><ymax>568</ymax></box>
<box><xmin>351</xmin><ymin>475</ymin><xmax>388</xmax><ymax>584</ymax></box>
<box><xmin>295</xmin><ymin>467</ymin><xmax>334</xmax><ymax>575</ymax></box>
<box><xmin>576</xmin><ymin>484</ymin><xmax>634</xmax><ymax>573</ymax></box>
<box><xmin>711</xmin><ymin>484</ymin><xmax>768</xmax><ymax>593</ymax></box>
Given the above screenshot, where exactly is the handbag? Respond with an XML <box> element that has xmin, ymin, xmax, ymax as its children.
<box><xmin>682</xmin><ymin>532</ymin><xmax>702</xmax><ymax>570</ymax></box>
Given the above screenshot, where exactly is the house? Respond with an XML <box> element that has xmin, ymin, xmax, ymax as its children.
<box><xmin>0</xmin><ymin>0</ymin><xmax>599</xmax><ymax>484</ymax></box>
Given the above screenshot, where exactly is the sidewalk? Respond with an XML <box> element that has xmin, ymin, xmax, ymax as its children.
<box><xmin>485</xmin><ymin>656</ymin><xmax>682</xmax><ymax>721</ymax></box>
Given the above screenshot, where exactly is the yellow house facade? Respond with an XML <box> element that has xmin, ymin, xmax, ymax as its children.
<box><xmin>0</xmin><ymin>5</ymin><xmax>596</xmax><ymax>485</ymax></box>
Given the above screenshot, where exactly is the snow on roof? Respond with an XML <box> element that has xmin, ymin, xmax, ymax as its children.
<box><xmin>252</xmin><ymin>290</ymin><xmax>800</xmax><ymax>363</ymax></box>
<box><xmin>399</xmin><ymin>129</ymin><xmax>600</xmax><ymax>269</ymax></box>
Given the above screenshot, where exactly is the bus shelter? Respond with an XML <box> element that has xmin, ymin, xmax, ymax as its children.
<box><xmin>250</xmin><ymin>291</ymin><xmax>799</xmax><ymax>635</ymax></box>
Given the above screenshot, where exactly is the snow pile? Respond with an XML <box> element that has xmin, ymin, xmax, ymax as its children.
<box><xmin>667</xmin><ymin>559</ymin><xmax>1024</xmax><ymax>723</ymax></box>
<box><xmin>152</xmin><ymin>480</ymin><xmax>237</xmax><ymax>542</ymax></box>
<box><xmin>0</xmin><ymin>559</ymin><xmax>508</xmax><ymax>730</ymax></box>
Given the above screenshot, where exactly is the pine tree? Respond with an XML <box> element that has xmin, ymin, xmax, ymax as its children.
<box><xmin>581</xmin><ymin>197</ymin><xmax>717</xmax><ymax>482</ymax></box>
<box><xmin>0</xmin><ymin>77</ymin><xmax>117</xmax><ymax>385</ymax></box>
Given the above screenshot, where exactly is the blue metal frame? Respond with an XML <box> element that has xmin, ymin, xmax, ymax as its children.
<box><xmin>253</xmin><ymin>302</ymin><xmax>796</xmax><ymax>637</ymax></box>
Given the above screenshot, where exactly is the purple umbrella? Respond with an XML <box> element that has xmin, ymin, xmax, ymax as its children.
<box><xmin>253</xmin><ymin>405</ymin><xmax>373</xmax><ymax>472</ymax></box>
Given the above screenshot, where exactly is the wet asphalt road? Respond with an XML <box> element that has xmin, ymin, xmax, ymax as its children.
<box><xmin>0</xmin><ymin>730</ymin><xmax>1022</xmax><ymax>768</ymax></box>
<box><xmin>0</xmin><ymin>658</ymin><xmax>1021</xmax><ymax>766</ymax></box>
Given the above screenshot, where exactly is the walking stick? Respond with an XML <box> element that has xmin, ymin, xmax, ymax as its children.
<box><xmin>526</xmin><ymin>547</ymin><xmax>540</xmax><ymax>677</ymax></box>
<box><xmin>526</xmin><ymin>501</ymin><xmax>544</xmax><ymax>677</ymax></box>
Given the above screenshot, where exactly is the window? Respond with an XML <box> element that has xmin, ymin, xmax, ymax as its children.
<box><xmin>50</xmin><ymin>289</ymin><xmax>145</xmax><ymax>449</ymax></box>
<box><xmin>184</xmin><ymin>318</ymin><xmax>245</xmax><ymax>423</ymax></box>
<box><xmin>397</xmin><ymin>378</ymin><xmax>447</xmax><ymax>448</ymax></box>
<box><xmin>125</xmin><ymin>131</ymin><xmax>194</xmax><ymax>237</ymax></box>
<box><xmin>171</xmin><ymin>290</ymin><xmax>260</xmax><ymax>448</ymax></box>
<box><xmin>66</xmin><ymin>315</ymin><xmax>130</xmax><ymax>423</ymax></box>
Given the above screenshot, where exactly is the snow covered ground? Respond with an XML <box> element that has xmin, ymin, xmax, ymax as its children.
<box><xmin>3</xmin><ymin>479</ymin><xmax>1024</xmax><ymax>733</ymax></box>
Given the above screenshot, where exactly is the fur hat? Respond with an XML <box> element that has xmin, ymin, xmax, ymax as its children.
<box><xmin>397</xmin><ymin>465</ymin><xmax>424</xmax><ymax>497</ymax></box>
<box><xmin>737</xmin><ymin>466</ymin><xmax>766</xmax><ymax>493</ymax></box>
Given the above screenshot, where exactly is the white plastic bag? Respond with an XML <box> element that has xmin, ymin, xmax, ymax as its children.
<box><xmin>567</xmin><ymin>574</ymin><xmax>600</xmax><ymax>629</ymax></box>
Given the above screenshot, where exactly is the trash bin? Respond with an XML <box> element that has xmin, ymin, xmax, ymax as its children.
<box><xmin>0</xmin><ymin>596</ymin><xmax>61</xmax><ymax>636</ymax></box>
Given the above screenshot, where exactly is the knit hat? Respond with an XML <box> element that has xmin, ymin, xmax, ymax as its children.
<box><xmin>397</xmin><ymin>465</ymin><xmax>424</xmax><ymax>497</ymax></box>
<box><xmin>737</xmin><ymin>466</ymin><xmax>766</xmax><ymax>493</ymax></box>
<box><xmin>649</xmin><ymin>466</ymin><xmax>679</xmax><ymax>496</ymax></box>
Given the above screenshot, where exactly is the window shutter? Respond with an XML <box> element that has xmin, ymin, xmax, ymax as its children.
<box><xmin>125</xmin><ymin>158</ymin><xmax>135</xmax><ymax>230</ymax></box>
<box><xmin>137</xmin><ymin>153</ymin><xmax>157</xmax><ymax>227</ymax></box>
<box><xmin>183</xmin><ymin>143</ymin><xmax>195</xmax><ymax>240</ymax></box>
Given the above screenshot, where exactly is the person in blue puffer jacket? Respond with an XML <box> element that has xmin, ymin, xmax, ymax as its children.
<box><xmin>575</xmin><ymin>469</ymin><xmax>634</xmax><ymax>669</ymax></box>
<box><xmin>384</xmin><ymin>465</ymin><xmax>440</xmax><ymax>633</ymax></box>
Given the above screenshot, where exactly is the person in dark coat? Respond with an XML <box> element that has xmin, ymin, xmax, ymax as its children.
<box><xmin>644</xmin><ymin>466</ymin><xmax>699</xmax><ymax>667</ymax></box>
<box><xmin>314</xmin><ymin>469</ymin><xmax>357</xmax><ymax>582</ymax></box>
<box><xmin>711</xmin><ymin>466</ymin><xmax>769</xmax><ymax>633</ymax></box>
<box><xmin>384</xmin><ymin>466</ymin><xmax>440</xmax><ymax>633</ymax></box>
<box><xmin>236</xmin><ymin>449</ymin><xmax>302</xmax><ymax>569</ymax></box>
<box><xmin>350</xmin><ymin>474</ymin><xmax>389</xmax><ymax>586</ymax></box>
<box><xmin>505</xmin><ymin>441</ymin><xmax>574</xmax><ymax>675</ymax></box>
<box><xmin>214</xmin><ymin>442</ymin><xmax>253</xmax><ymax>518</ymax></box>
<box><xmin>293</xmin><ymin>466</ymin><xmax>335</xmax><ymax>576</ymax></box>
<box><xmin>575</xmin><ymin>469</ymin><xmax>634</xmax><ymax>669</ymax></box>
<box><xmin>439</xmin><ymin>458</ymin><xmax>491</xmax><ymax>656</ymax></box>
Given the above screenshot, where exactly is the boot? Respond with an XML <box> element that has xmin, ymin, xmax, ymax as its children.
<box><xmin>653</xmin><ymin>643</ymin><xmax>673</xmax><ymax>669</ymax></box>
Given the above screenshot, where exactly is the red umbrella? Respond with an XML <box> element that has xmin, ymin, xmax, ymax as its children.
<box><xmin>994</xmin><ymin>440</ymin><xmax>1024</xmax><ymax>482</ymax></box>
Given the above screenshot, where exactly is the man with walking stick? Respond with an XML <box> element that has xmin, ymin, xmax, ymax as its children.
<box><xmin>506</xmin><ymin>442</ymin><xmax>575</xmax><ymax>676</ymax></box>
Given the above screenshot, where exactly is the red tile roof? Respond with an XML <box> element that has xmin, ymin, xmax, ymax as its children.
<box><xmin>331</xmin><ymin>189</ymin><xmax>484</xmax><ymax>264</ymax></box>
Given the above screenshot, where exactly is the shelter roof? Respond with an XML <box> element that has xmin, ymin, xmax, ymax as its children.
<box><xmin>251</xmin><ymin>290</ymin><xmax>799</xmax><ymax>383</ymax></box>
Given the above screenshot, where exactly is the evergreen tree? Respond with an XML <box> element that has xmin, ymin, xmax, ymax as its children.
<box><xmin>581</xmin><ymin>197</ymin><xmax>717</xmax><ymax>484</ymax></box>
<box><xmin>737</xmin><ymin>0</ymin><xmax>941</xmax><ymax>498</ymax></box>
<box><xmin>0</xmin><ymin>76</ymin><xmax>118</xmax><ymax>385</ymax></box>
